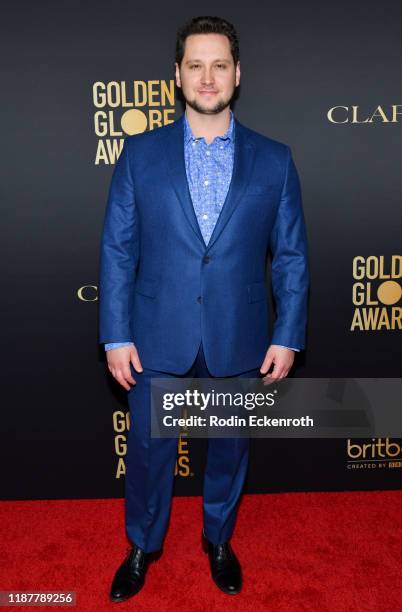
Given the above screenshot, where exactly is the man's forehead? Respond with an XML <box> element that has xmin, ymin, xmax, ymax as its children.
<box><xmin>183</xmin><ymin>57</ymin><xmax>231</xmax><ymax>63</ymax></box>
<box><xmin>183</xmin><ymin>33</ymin><xmax>231</xmax><ymax>55</ymax></box>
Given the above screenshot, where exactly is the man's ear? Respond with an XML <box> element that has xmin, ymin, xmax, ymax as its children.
<box><xmin>175</xmin><ymin>62</ymin><xmax>181</xmax><ymax>88</ymax></box>
<box><xmin>235</xmin><ymin>61</ymin><xmax>241</xmax><ymax>87</ymax></box>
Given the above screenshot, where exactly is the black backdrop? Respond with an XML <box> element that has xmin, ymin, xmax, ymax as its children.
<box><xmin>1</xmin><ymin>0</ymin><xmax>401</xmax><ymax>500</ymax></box>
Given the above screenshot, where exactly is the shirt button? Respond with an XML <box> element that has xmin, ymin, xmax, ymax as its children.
<box><xmin>206</xmin><ymin>151</ymin><xmax>211</xmax><ymax>156</ymax></box>
<box><xmin>197</xmin><ymin>296</ymin><xmax>203</xmax><ymax>304</ymax></box>
<box><xmin>204</xmin><ymin>180</ymin><xmax>209</xmax><ymax>186</ymax></box>
<box><xmin>202</xmin><ymin>214</ymin><xmax>208</xmax><ymax>220</ymax></box>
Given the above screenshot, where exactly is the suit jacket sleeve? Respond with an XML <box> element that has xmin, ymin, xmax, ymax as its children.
<box><xmin>269</xmin><ymin>146</ymin><xmax>310</xmax><ymax>350</ymax></box>
<box><xmin>98</xmin><ymin>138</ymin><xmax>139</xmax><ymax>344</ymax></box>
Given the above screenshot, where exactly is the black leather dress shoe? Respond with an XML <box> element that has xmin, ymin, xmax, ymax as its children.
<box><xmin>110</xmin><ymin>544</ymin><xmax>160</xmax><ymax>602</ymax></box>
<box><xmin>201</xmin><ymin>528</ymin><xmax>242</xmax><ymax>594</ymax></box>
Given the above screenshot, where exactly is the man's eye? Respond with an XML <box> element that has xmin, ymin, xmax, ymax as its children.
<box><xmin>190</xmin><ymin>65</ymin><xmax>200</xmax><ymax>69</ymax></box>
<box><xmin>216</xmin><ymin>64</ymin><xmax>226</xmax><ymax>69</ymax></box>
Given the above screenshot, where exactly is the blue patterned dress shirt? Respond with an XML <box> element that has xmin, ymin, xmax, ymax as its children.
<box><xmin>104</xmin><ymin>110</ymin><xmax>298</xmax><ymax>352</ymax></box>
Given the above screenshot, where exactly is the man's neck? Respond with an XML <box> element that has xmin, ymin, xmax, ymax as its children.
<box><xmin>185</xmin><ymin>106</ymin><xmax>232</xmax><ymax>145</ymax></box>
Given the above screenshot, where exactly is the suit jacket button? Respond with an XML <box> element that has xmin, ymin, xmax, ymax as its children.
<box><xmin>202</xmin><ymin>256</ymin><xmax>210</xmax><ymax>264</ymax></box>
<box><xmin>197</xmin><ymin>296</ymin><xmax>203</xmax><ymax>303</ymax></box>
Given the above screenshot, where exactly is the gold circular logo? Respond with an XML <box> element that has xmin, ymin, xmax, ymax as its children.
<box><xmin>377</xmin><ymin>280</ymin><xmax>402</xmax><ymax>305</ymax></box>
<box><xmin>121</xmin><ymin>109</ymin><xmax>148</xmax><ymax>135</ymax></box>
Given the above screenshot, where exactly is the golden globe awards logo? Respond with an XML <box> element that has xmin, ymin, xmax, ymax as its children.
<box><xmin>92</xmin><ymin>80</ymin><xmax>176</xmax><ymax>165</ymax></box>
<box><xmin>347</xmin><ymin>438</ymin><xmax>402</xmax><ymax>470</ymax></box>
<box><xmin>112</xmin><ymin>410</ymin><xmax>191</xmax><ymax>479</ymax></box>
<box><xmin>351</xmin><ymin>256</ymin><xmax>402</xmax><ymax>331</ymax></box>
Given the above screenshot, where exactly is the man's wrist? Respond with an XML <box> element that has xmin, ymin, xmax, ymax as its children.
<box><xmin>271</xmin><ymin>344</ymin><xmax>300</xmax><ymax>352</ymax></box>
<box><xmin>104</xmin><ymin>342</ymin><xmax>134</xmax><ymax>351</ymax></box>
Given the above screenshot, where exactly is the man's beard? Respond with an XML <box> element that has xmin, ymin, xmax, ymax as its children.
<box><xmin>183</xmin><ymin>86</ymin><xmax>236</xmax><ymax>115</ymax></box>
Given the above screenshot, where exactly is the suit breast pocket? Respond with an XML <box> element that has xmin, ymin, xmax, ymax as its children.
<box><xmin>245</xmin><ymin>185</ymin><xmax>275</xmax><ymax>196</ymax></box>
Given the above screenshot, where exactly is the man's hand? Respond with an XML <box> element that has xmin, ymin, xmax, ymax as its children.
<box><xmin>260</xmin><ymin>345</ymin><xmax>295</xmax><ymax>384</ymax></box>
<box><xmin>106</xmin><ymin>344</ymin><xmax>143</xmax><ymax>390</ymax></box>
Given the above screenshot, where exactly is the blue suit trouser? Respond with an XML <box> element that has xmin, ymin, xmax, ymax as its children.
<box><xmin>125</xmin><ymin>342</ymin><xmax>260</xmax><ymax>553</ymax></box>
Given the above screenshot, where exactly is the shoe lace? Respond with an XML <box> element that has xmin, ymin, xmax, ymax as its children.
<box><xmin>124</xmin><ymin>545</ymin><xmax>145</xmax><ymax>571</ymax></box>
<box><xmin>214</xmin><ymin>543</ymin><xmax>234</xmax><ymax>562</ymax></box>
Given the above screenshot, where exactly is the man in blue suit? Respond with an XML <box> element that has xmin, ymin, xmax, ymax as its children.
<box><xmin>99</xmin><ymin>16</ymin><xmax>309</xmax><ymax>601</ymax></box>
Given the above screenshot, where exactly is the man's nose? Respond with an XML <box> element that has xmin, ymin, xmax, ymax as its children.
<box><xmin>201</xmin><ymin>68</ymin><xmax>214</xmax><ymax>85</ymax></box>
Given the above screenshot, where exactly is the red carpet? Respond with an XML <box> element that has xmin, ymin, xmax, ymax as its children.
<box><xmin>1</xmin><ymin>491</ymin><xmax>402</xmax><ymax>611</ymax></box>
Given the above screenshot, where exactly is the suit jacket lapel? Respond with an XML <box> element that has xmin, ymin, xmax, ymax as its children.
<box><xmin>206</xmin><ymin>118</ymin><xmax>256</xmax><ymax>250</ymax></box>
<box><xmin>160</xmin><ymin>114</ymin><xmax>206</xmax><ymax>247</ymax></box>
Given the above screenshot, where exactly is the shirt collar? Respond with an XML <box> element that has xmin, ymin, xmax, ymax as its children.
<box><xmin>183</xmin><ymin>109</ymin><xmax>235</xmax><ymax>145</ymax></box>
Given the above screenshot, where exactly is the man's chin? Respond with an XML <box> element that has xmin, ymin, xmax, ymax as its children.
<box><xmin>185</xmin><ymin>97</ymin><xmax>231</xmax><ymax>115</ymax></box>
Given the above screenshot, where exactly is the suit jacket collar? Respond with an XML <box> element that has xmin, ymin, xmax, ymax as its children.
<box><xmin>160</xmin><ymin>113</ymin><xmax>256</xmax><ymax>251</ymax></box>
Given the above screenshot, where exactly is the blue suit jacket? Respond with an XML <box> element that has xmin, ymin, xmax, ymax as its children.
<box><xmin>98</xmin><ymin>114</ymin><xmax>309</xmax><ymax>376</ymax></box>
